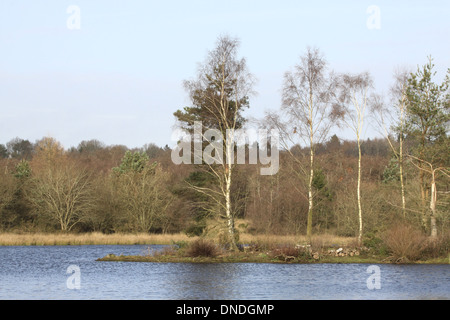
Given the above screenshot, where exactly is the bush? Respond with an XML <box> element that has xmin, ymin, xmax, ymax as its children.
<box><xmin>421</xmin><ymin>232</ymin><xmax>450</xmax><ymax>260</ymax></box>
<box><xmin>270</xmin><ymin>245</ymin><xmax>310</xmax><ymax>261</ymax></box>
<box><xmin>184</xmin><ymin>223</ymin><xmax>206</xmax><ymax>237</ymax></box>
<box><xmin>363</xmin><ymin>232</ymin><xmax>389</xmax><ymax>256</ymax></box>
<box><xmin>217</xmin><ymin>230</ymin><xmax>239</xmax><ymax>250</ymax></box>
<box><xmin>186</xmin><ymin>239</ymin><xmax>219</xmax><ymax>258</ymax></box>
<box><xmin>382</xmin><ymin>223</ymin><xmax>427</xmax><ymax>262</ymax></box>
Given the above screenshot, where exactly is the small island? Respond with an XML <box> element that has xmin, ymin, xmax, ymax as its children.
<box><xmin>97</xmin><ymin>236</ymin><xmax>450</xmax><ymax>265</ymax></box>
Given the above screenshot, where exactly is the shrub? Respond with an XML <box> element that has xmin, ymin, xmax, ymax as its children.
<box><xmin>382</xmin><ymin>223</ymin><xmax>427</xmax><ymax>262</ymax></box>
<box><xmin>184</xmin><ymin>223</ymin><xmax>206</xmax><ymax>237</ymax></box>
<box><xmin>217</xmin><ymin>230</ymin><xmax>239</xmax><ymax>250</ymax></box>
<box><xmin>186</xmin><ymin>239</ymin><xmax>219</xmax><ymax>258</ymax></box>
<box><xmin>363</xmin><ymin>232</ymin><xmax>389</xmax><ymax>256</ymax></box>
<box><xmin>421</xmin><ymin>232</ymin><xmax>450</xmax><ymax>259</ymax></box>
<box><xmin>270</xmin><ymin>244</ymin><xmax>310</xmax><ymax>261</ymax></box>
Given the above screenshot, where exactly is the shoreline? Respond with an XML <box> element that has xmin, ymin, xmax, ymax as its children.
<box><xmin>96</xmin><ymin>253</ymin><xmax>449</xmax><ymax>265</ymax></box>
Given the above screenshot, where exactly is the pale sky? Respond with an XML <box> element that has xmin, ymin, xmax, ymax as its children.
<box><xmin>1</xmin><ymin>0</ymin><xmax>449</xmax><ymax>149</ymax></box>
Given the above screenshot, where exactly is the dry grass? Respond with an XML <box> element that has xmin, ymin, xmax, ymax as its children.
<box><xmin>238</xmin><ymin>233</ymin><xmax>355</xmax><ymax>248</ymax></box>
<box><xmin>0</xmin><ymin>230</ymin><xmax>356</xmax><ymax>248</ymax></box>
<box><xmin>0</xmin><ymin>232</ymin><xmax>192</xmax><ymax>246</ymax></box>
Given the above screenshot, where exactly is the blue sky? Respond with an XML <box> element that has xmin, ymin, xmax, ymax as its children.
<box><xmin>1</xmin><ymin>0</ymin><xmax>449</xmax><ymax>149</ymax></box>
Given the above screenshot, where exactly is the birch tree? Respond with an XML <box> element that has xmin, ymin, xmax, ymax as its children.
<box><xmin>372</xmin><ymin>69</ymin><xmax>410</xmax><ymax>217</ymax></box>
<box><xmin>333</xmin><ymin>72</ymin><xmax>373</xmax><ymax>245</ymax></box>
<box><xmin>265</xmin><ymin>47</ymin><xmax>338</xmax><ymax>238</ymax></box>
<box><xmin>173</xmin><ymin>35</ymin><xmax>254</xmax><ymax>250</ymax></box>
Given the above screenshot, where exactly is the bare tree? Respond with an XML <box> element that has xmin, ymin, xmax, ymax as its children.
<box><xmin>27</xmin><ymin>162</ymin><xmax>95</xmax><ymax>231</ymax></box>
<box><xmin>265</xmin><ymin>47</ymin><xmax>338</xmax><ymax>238</ymax></box>
<box><xmin>372</xmin><ymin>69</ymin><xmax>410</xmax><ymax>217</ymax></box>
<box><xmin>333</xmin><ymin>72</ymin><xmax>373</xmax><ymax>245</ymax></box>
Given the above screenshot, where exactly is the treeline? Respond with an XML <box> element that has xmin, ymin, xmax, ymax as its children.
<box><xmin>0</xmin><ymin>133</ymin><xmax>446</xmax><ymax>238</ymax></box>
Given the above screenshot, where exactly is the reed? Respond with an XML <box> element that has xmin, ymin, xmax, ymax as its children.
<box><xmin>0</xmin><ymin>232</ymin><xmax>192</xmax><ymax>246</ymax></box>
<box><xmin>0</xmin><ymin>231</ymin><xmax>355</xmax><ymax>247</ymax></box>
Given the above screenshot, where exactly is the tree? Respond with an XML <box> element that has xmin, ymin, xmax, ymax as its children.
<box><xmin>0</xmin><ymin>144</ymin><xmax>8</xmax><ymax>159</ymax></box>
<box><xmin>77</xmin><ymin>139</ymin><xmax>106</xmax><ymax>154</ymax></box>
<box><xmin>112</xmin><ymin>150</ymin><xmax>149</xmax><ymax>175</ymax></box>
<box><xmin>333</xmin><ymin>72</ymin><xmax>373</xmax><ymax>245</ymax></box>
<box><xmin>142</xmin><ymin>143</ymin><xmax>164</xmax><ymax>159</ymax></box>
<box><xmin>408</xmin><ymin>155</ymin><xmax>449</xmax><ymax>238</ymax></box>
<box><xmin>6</xmin><ymin>138</ymin><xmax>33</xmax><ymax>160</ymax></box>
<box><xmin>405</xmin><ymin>57</ymin><xmax>449</xmax><ymax>228</ymax></box>
<box><xmin>173</xmin><ymin>35</ymin><xmax>254</xmax><ymax>250</ymax></box>
<box><xmin>27</xmin><ymin>162</ymin><xmax>95</xmax><ymax>231</ymax></box>
<box><xmin>33</xmin><ymin>136</ymin><xmax>66</xmax><ymax>168</ymax></box>
<box><xmin>112</xmin><ymin>151</ymin><xmax>172</xmax><ymax>233</ymax></box>
<box><xmin>265</xmin><ymin>47</ymin><xmax>338</xmax><ymax>238</ymax></box>
<box><xmin>0</xmin><ymin>166</ymin><xmax>15</xmax><ymax>216</ymax></box>
<box><xmin>14</xmin><ymin>160</ymin><xmax>32</xmax><ymax>179</ymax></box>
<box><xmin>372</xmin><ymin>69</ymin><xmax>410</xmax><ymax>217</ymax></box>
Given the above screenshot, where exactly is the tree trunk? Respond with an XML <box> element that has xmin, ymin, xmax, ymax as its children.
<box><xmin>307</xmin><ymin>148</ymin><xmax>314</xmax><ymax>238</ymax></box>
<box><xmin>306</xmin><ymin>90</ymin><xmax>314</xmax><ymax>239</ymax></box>
<box><xmin>357</xmin><ymin>140</ymin><xmax>363</xmax><ymax>246</ymax></box>
<box><xmin>399</xmin><ymin>132</ymin><xmax>406</xmax><ymax>218</ymax></box>
<box><xmin>429</xmin><ymin>178</ymin><xmax>438</xmax><ymax>238</ymax></box>
<box><xmin>225</xmin><ymin>138</ymin><xmax>238</xmax><ymax>251</ymax></box>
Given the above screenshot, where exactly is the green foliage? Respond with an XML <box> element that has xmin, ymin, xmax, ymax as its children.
<box><xmin>184</xmin><ymin>222</ymin><xmax>206</xmax><ymax>237</ymax></box>
<box><xmin>405</xmin><ymin>56</ymin><xmax>449</xmax><ymax>159</ymax></box>
<box><xmin>382</xmin><ymin>158</ymin><xmax>400</xmax><ymax>184</ymax></box>
<box><xmin>112</xmin><ymin>151</ymin><xmax>152</xmax><ymax>175</ymax></box>
<box><xmin>0</xmin><ymin>144</ymin><xmax>8</xmax><ymax>159</ymax></box>
<box><xmin>14</xmin><ymin>160</ymin><xmax>32</xmax><ymax>179</ymax></box>
<box><xmin>363</xmin><ymin>232</ymin><xmax>389</xmax><ymax>256</ymax></box>
<box><xmin>312</xmin><ymin>168</ymin><xmax>327</xmax><ymax>191</ymax></box>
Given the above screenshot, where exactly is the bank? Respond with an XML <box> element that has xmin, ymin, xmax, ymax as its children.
<box><xmin>96</xmin><ymin>242</ymin><xmax>450</xmax><ymax>265</ymax></box>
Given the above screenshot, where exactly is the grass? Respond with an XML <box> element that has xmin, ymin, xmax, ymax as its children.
<box><xmin>0</xmin><ymin>231</ymin><xmax>354</xmax><ymax>247</ymax></box>
<box><xmin>97</xmin><ymin>246</ymin><xmax>384</xmax><ymax>264</ymax></box>
<box><xmin>95</xmin><ymin>237</ymin><xmax>392</xmax><ymax>264</ymax></box>
<box><xmin>0</xmin><ymin>232</ymin><xmax>192</xmax><ymax>246</ymax></box>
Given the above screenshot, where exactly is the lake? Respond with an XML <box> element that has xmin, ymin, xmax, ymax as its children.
<box><xmin>0</xmin><ymin>245</ymin><xmax>448</xmax><ymax>300</ymax></box>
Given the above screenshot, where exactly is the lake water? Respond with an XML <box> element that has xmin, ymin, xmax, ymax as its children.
<box><xmin>0</xmin><ymin>245</ymin><xmax>449</xmax><ymax>300</ymax></box>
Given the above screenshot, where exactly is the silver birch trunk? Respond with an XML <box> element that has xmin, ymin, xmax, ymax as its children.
<box><xmin>357</xmin><ymin>138</ymin><xmax>363</xmax><ymax>246</ymax></box>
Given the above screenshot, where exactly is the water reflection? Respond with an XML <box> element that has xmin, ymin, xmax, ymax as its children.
<box><xmin>0</xmin><ymin>246</ymin><xmax>448</xmax><ymax>300</ymax></box>
<box><xmin>168</xmin><ymin>263</ymin><xmax>242</xmax><ymax>299</ymax></box>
